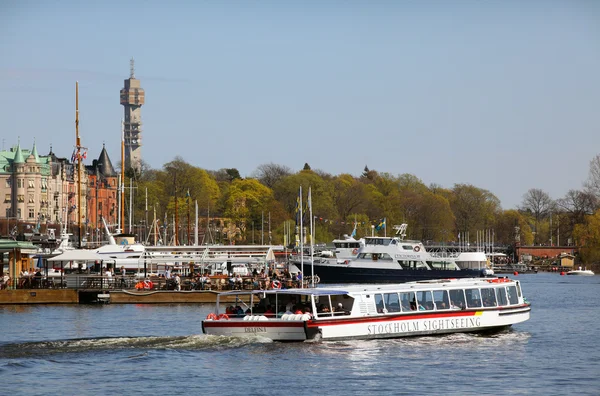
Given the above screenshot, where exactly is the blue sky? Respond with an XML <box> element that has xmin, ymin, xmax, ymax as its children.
<box><xmin>1</xmin><ymin>1</ymin><xmax>598</xmax><ymax>209</ymax></box>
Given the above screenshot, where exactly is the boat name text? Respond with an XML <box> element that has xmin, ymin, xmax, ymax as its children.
<box><xmin>367</xmin><ymin>317</ymin><xmax>481</xmax><ymax>335</ymax></box>
<box><xmin>244</xmin><ymin>327</ymin><xmax>267</xmax><ymax>333</ymax></box>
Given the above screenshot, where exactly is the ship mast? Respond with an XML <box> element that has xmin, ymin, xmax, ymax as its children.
<box><xmin>75</xmin><ymin>82</ymin><xmax>82</xmax><ymax>248</ymax></box>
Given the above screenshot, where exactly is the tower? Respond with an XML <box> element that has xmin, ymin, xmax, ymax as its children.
<box><xmin>120</xmin><ymin>58</ymin><xmax>145</xmax><ymax>173</ymax></box>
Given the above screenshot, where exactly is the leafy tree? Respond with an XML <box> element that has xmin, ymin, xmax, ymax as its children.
<box><xmin>223</xmin><ymin>179</ymin><xmax>274</xmax><ymax>239</ymax></box>
<box><xmin>331</xmin><ymin>174</ymin><xmax>366</xmax><ymax>219</ymax></box>
<box><xmin>573</xmin><ymin>209</ymin><xmax>600</xmax><ymax>263</ymax></box>
<box><xmin>303</xmin><ymin>163</ymin><xmax>311</xmax><ymax>171</ymax></box>
<box><xmin>494</xmin><ymin>209</ymin><xmax>533</xmax><ymax>246</ymax></box>
<box><xmin>450</xmin><ymin>184</ymin><xmax>501</xmax><ymax>237</ymax></box>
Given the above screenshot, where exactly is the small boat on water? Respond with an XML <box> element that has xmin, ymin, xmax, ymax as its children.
<box><xmin>566</xmin><ymin>267</ymin><xmax>595</xmax><ymax>276</ymax></box>
<box><xmin>202</xmin><ymin>277</ymin><xmax>530</xmax><ymax>341</ymax></box>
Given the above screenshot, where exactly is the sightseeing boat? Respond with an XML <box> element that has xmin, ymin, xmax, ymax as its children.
<box><xmin>292</xmin><ymin>224</ymin><xmax>493</xmax><ymax>283</ymax></box>
<box><xmin>202</xmin><ymin>277</ymin><xmax>530</xmax><ymax>341</ymax></box>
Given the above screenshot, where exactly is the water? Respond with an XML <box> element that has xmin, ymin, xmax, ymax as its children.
<box><xmin>1</xmin><ymin>273</ymin><xmax>599</xmax><ymax>395</ymax></box>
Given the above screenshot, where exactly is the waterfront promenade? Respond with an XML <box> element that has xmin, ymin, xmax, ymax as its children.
<box><xmin>0</xmin><ymin>273</ymin><xmax>305</xmax><ymax>305</ymax></box>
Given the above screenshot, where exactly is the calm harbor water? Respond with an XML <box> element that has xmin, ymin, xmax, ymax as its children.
<box><xmin>1</xmin><ymin>273</ymin><xmax>599</xmax><ymax>396</ymax></box>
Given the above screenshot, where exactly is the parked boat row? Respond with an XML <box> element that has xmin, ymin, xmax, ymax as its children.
<box><xmin>202</xmin><ymin>277</ymin><xmax>531</xmax><ymax>341</ymax></box>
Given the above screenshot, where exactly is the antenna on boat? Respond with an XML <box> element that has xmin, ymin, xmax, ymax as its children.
<box><xmin>394</xmin><ymin>224</ymin><xmax>408</xmax><ymax>240</ymax></box>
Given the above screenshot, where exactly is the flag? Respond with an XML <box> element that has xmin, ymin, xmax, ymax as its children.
<box><xmin>351</xmin><ymin>224</ymin><xmax>357</xmax><ymax>238</ymax></box>
<box><xmin>71</xmin><ymin>148</ymin><xmax>77</xmax><ymax>163</ymax></box>
<box><xmin>375</xmin><ymin>218</ymin><xmax>386</xmax><ymax>231</ymax></box>
<box><xmin>294</xmin><ymin>191</ymin><xmax>301</xmax><ymax>226</ymax></box>
<box><xmin>82</xmin><ymin>150</ymin><xmax>87</xmax><ymax>160</ymax></box>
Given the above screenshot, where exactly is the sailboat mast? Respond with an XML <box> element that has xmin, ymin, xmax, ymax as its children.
<box><xmin>75</xmin><ymin>82</ymin><xmax>83</xmax><ymax>248</ymax></box>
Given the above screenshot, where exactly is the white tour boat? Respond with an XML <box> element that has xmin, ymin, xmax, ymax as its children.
<box><xmin>293</xmin><ymin>224</ymin><xmax>493</xmax><ymax>283</ymax></box>
<box><xmin>566</xmin><ymin>267</ymin><xmax>595</xmax><ymax>276</ymax></box>
<box><xmin>202</xmin><ymin>277</ymin><xmax>530</xmax><ymax>341</ymax></box>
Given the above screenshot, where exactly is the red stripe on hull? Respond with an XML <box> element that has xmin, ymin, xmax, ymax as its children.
<box><xmin>203</xmin><ymin>321</ymin><xmax>305</xmax><ymax>328</ymax></box>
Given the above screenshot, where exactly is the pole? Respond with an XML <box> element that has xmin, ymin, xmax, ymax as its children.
<box><xmin>75</xmin><ymin>82</ymin><xmax>82</xmax><ymax>248</ymax></box>
<box><xmin>299</xmin><ymin>186</ymin><xmax>303</xmax><ymax>288</ymax></box>
<box><xmin>309</xmin><ymin>187</ymin><xmax>314</xmax><ymax>286</ymax></box>
<box><xmin>194</xmin><ymin>199</ymin><xmax>198</xmax><ymax>246</ymax></box>
<box><xmin>129</xmin><ymin>178</ymin><xmax>133</xmax><ymax>233</ymax></box>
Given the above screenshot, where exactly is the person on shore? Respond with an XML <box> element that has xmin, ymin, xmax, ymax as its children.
<box><xmin>174</xmin><ymin>273</ymin><xmax>181</xmax><ymax>291</ymax></box>
<box><xmin>120</xmin><ymin>266</ymin><xmax>127</xmax><ymax>288</ymax></box>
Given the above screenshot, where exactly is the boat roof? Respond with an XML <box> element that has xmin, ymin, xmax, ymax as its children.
<box><xmin>218</xmin><ymin>278</ymin><xmax>516</xmax><ymax>297</ymax></box>
<box><xmin>219</xmin><ymin>288</ymin><xmax>350</xmax><ymax>296</ymax></box>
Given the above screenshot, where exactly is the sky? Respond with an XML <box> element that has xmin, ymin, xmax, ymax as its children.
<box><xmin>1</xmin><ymin>0</ymin><xmax>599</xmax><ymax>209</ymax></box>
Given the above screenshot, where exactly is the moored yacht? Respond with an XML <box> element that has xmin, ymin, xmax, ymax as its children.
<box><xmin>566</xmin><ymin>267</ymin><xmax>595</xmax><ymax>276</ymax></box>
<box><xmin>202</xmin><ymin>277</ymin><xmax>530</xmax><ymax>341</ymax></box>
<box><xmin>294</xmin><ymin>224</ymin><xmax>493</xmax><ymax>283</ymax></box>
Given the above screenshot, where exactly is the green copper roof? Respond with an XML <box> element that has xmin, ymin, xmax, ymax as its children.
<box><xmin>31</xmin><ymin>142</ymin><xmax>40</xmax><ymax>162</ymax></box>
<box><xmin>13</xmin><ymin>143</ymin><xmax>24</xmax><ymax>163</ymax></box>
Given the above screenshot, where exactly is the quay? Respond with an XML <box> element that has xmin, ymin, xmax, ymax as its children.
<box><xmin>0</xmin><ymin>288</ymin><xmax>247</xmax><ymax>305</ymax></box>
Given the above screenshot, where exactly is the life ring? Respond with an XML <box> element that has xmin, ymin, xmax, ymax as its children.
<box><xmin>413</xmin><ymin>246</ymin><xmax>421</xmax><ymax>252</ymax></box>
<box><xmin>272</xmin><ymin>280</ymin><xmax>281</xmax><ymax>289</ymax></box>
<box><xmin>206</xmin><ymin>313</ymin><xmax>217</xmax><ymax>320</ymax></box>
<box><xmin>218</xmin><ymin>313</ymin><xmax>229</xmax><ymax>320</ymax></box>
<box><xmin>352</xmin><ymin>248</ymin><xmax>359</xmax><ymax>255</ymax></box>
<box><xmin>143</xmin><ymin>280</ymin><xmax>153</xmax><ymax>290</ymax></box>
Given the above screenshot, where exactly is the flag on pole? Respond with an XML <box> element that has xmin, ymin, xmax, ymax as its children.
<box><xmin>375</xmin><ymin>218</ymin><xmax>386</xmax><ymax>231</ymax></box>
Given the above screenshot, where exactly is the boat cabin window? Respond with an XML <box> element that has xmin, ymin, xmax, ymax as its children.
<box><xmin>397</xmin><ymin>260</ymin><xmax>428</xmax><ymax>269</ymax></box>
<box><xmin>375</xmin><ymin>294</ymin><xmax>386</xmax><ymax>313</ymax></box>
<box><xmin>400</xmin><ymin>291</ymin><xmax>417</xmax><ymax>311</ymax></box>
<box><xmin>480</xmin><ymin>288</ymin><xmax>497</xmax><ymax>307</ymax></box>
<box><xmin>365</xmin><ymin>238</ymin><xmax>392</xmax><ymax>246</ymax></box>
<box><xmin>402</xmin><ymin>245</ymin><xmax>413</xmax><ymax>251</ymax></box>
<box><xmin>416</xmin><ymin>290</ymin><xmax>434</xmax><ymax>311</ymax></box>
<box><xmin>496</xmin><ymin>287</ymin><xmax>508</xmax><ymax>306</ymax></box>
<box><xmin>507</xmin><ymin>285</ymin><xmax>519</xmax><ymax>305</ymax></box>
<box><xmin>465</xmin><ymin>288</ymin><xmax>482</xmax><ymax>308</ymax></box>
<box><xmin>335</xmin><ymin>242</ymin><xmax>360</xmax><ymax>249</ymax></box>
<box><xmin>516</xmin><ymin>282</ymin><xmax>522</xmax><ymax>298</ymax></box>
<box><xmin>384</xmin><ymin>292</ymin><xmax>401</xmax><ymax>313</ymax></box>
<box><xmin>449</xmin><ymin>289</ymin><xmax>466</xmax><ymax>309</ymax></box>
<box><xmin>433</xmin><ymin>290</ymin><xmax>450</xmax><ymax>310</ymax></box>
<box><xmin>361</xmin><ymin>253</ymin><xmax>393</xmax><ymax>261</ymax></box>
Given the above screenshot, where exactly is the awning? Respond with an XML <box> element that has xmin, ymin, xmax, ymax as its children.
<box><xmin>47</xmin><ymin>249</ymin><xmax>104</xmax><ymax>262</ymax></box>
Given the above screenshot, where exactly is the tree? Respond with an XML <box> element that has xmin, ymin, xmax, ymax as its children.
<box><xmin>520</xmin><ymin>188</ymin><xmax>554</xmax><ymax>244</ymax></box>
<box><xmin>331</xmin><ymin>174</ymin><xmax>366</xmax><ymax>220</ymax></box>
<box><xmin>450</xmin><ymin>184</ymin><xmax>501</xmax><ymax>236</ymax></box>
<box><xmin>573</xmin><ymin>209</ymin><xmax>600</xmax><ymax>263</ymax></box>
<box><xmin>251</xmin><ymin>163</ymin><xmax>292</xmax><ymax>188</ymax></box>
<box><xmin>223</xmin><ymin>179</ymin><xmax>274</xmax><ymax>239</ymax></box>
<box><xmin>494</xmin><ymin>209</ymin><xmax>533</xmax><ymax>246</ymax></box>
<box><xmin>556</xmin><ymin>190</ymin><xmax>598</xmax><ymax>242</ymax></box>
<box><xmin>585</xmin><ymin>154</ymin><xmax>600</xmax><ymax>199</ymax></box>
<box><xmin>303</xmin><ymin>163</ymin><xmax>311</xmax><ymax>171</ymax></box>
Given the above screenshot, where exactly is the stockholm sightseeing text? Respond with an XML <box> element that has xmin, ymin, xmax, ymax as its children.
<box><xmin>367</xmin><ymin>316</ymin><xmax>481</xmax><ymax>335</ymax></box>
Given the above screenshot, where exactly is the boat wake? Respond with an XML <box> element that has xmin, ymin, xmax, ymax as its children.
<box><xmin>0</xmin><ymin>334</ymin><xmax>272</xmax><ymax>359</ymax></box>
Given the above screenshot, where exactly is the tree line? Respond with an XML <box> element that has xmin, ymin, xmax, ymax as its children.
<box><xmin>127</xmin><ymin>154</ymin><xmax>600</xmax><ymax>263</ymax></box>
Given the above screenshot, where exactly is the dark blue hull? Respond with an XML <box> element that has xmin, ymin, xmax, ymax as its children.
<box><xmin>306</xmin><ymin>262</ymin><xmax>487</xmax><ymax>284</ymax></box>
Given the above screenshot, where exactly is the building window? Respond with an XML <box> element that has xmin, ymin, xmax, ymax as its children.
<box><xmin>29</xmin><ymin>194</ymin><xmax>35</xmax><ymax>203</ymax></box>
<box><xmin>28</xmin><ymin>208</ymin><xmax>35</xmax><ymax>219</ymax></box>
<box><xmin>17</xmin><ymin>179</ymin><xmax>22</xmax><ymax>188</ymax></box>
<box><xmin>4</xmin><ymin>194</ymin><xmax>10</xmax><ymax>203</ymax></box>
<box><xmin>17</xmin><ymin>208</ymin><xmax>21</xmax><ymax>219</ymax></box>
<box><xmin>17</xmin><ymin>195</ymin><xmax>24</xmax><ymax>203</ymax></box>
<box><xmin>5</xmin><ymin>179</ymin><xmax>10</xmax><ymax>188</ymax></box>
<box><xmin>5</xmin><ymin>208</ymin><xmax>10</xmax><ymax>217</ymax></box>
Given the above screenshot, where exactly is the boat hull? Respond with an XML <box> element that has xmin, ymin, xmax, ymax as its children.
<box><xmin>202</xmin><ymin>305</ymin><xmax>531</xmax><ymax>342</ymax></box>
<box><xmin>305</xmin><ymin>262</ymin><xmax>487</xmax><ymax>283</ymax></box>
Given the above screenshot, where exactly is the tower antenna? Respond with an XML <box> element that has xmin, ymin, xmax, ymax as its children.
<box><xmin>130</xmin><ymin>57</ymin><xmax>135</xmax><ymax>78</ymax></box>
